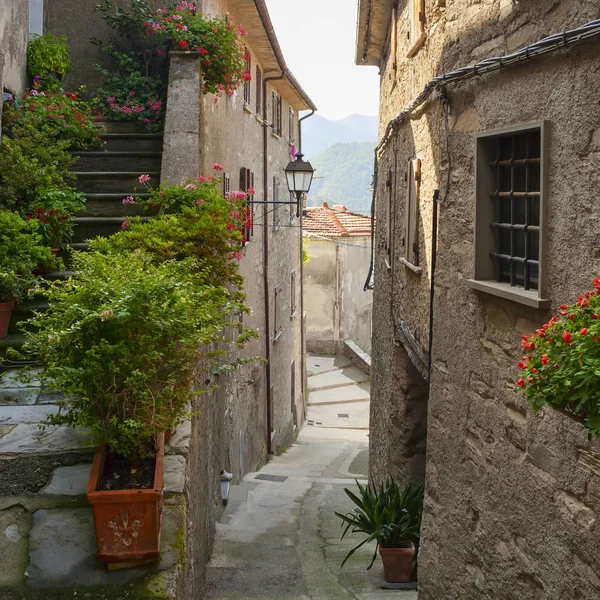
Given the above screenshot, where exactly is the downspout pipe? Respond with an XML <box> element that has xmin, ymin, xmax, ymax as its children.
<box><xmin>262</xmin><ymin>69</ymin><xmax>285</xmax><ymax>455</ymax></box>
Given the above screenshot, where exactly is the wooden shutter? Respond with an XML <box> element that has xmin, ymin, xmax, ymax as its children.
<box><xmin>256</xmin><ymin>66</ymin><xmax>262</xmax><ymax>115</ymax></box>
<box><xmin>410</xmin><ymin>0</ymin><xmax>426</xmax><ymax>45</ymax></box>
<box><xmin>290</xmin><ymin>271</ymin><xmax>296</xmax><ymax>315</ymax></box>
<box><xmin>289</xmin><ymin>108</ymin><xmax>295</xmax><ymax>142</ymax></box>
<box><xmin>277</xmin><ymin>97</ymin><xmax>282</xmax><ymax>136</ymax></box>
<box><xmin>405</xmin><ymin>159</ymin><xmax>421</xmax><ymax>266</ymax></box>
<box><xmin>273</xmin><ymin>175</ymin><xmax>280</xmax><ymax>228</ymax></box>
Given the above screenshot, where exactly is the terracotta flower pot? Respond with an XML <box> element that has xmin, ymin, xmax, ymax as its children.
<box><xmin>0</xmin><ymin>299</ymin><xmax>16</xmax><ymax>340</ymax></box>
<box><xmin>379</xmin><ymin>543</ymin><xmax>415</xmax><ymax>583</ymax></box>
<box><xmin>86</xmin><ymin>434</ymin><xmax>165</xmax><ymax>563</ymax></box>
<box><xmin>34</xmin><ymin>248</ymin><xmax>60</xmax><ymax>275</ymax></box>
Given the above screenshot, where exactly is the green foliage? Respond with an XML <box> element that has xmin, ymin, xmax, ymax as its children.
<box><xmin>27</xmin><ymin>187</ymin><xmax>86</xmax><ymax>248</ymax></box>
<box><xmin>25</xmin><ymin>250</ymin><xmax>242</xmax><ymax>458</ymax></box>
<box><xmin>335</xmin><ymin>479</ymin><xmax>423</xmax><ymax>570</ymax></box>
<box><xmin>517</xmin><ymin>278</ymin><xmax>600</xmax><ymax>438</ymax></box>
<box><xmin>27</xmin><ymin>33</ymin><xmax>72</xmax><ymax>90</ymax></box>
<box><xmin>0</xmin><ymin>211</ymin><xmax>52</xmax><ymax>302</ymax></box>
<box><xmin>307</xmin><ymin>142</ymin><xmax>374</xmax><ymax>215</ymax></box>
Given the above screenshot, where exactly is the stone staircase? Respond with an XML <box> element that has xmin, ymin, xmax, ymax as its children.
<box><xmin>0</xmin><ymin>121</ymin><xmax>163</xmax><ymax>367</ymax></box>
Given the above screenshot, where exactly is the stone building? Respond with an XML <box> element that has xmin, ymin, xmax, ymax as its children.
<box><xmin>356</xmin><ymin>1</ymin><xmax>600</xmax><ymax>598</ymax></box>
<box><xmin>0</xmin><ymin>0</ymin><xmax>315</xmax><ymax>596</ymax></box>
<box><xmin>303</xmin><ymin>202</ymin><xmax>373</xmax><ymax>355</ymax></box>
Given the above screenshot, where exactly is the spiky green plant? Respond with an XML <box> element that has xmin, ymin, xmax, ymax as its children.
<box><xmin>335</xmin><ymin>478</ymin><xmax>423</xmax><ymax>569</ymax></box>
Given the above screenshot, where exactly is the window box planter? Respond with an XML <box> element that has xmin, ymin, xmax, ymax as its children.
<box><xmin>86</xmin><ymin>433</ymin><xmax>165</xmax><ymax>563</ymax></box>
<box><xmin>0</xmin><ymin>299</ymin><xmax>16</xmax><ymax>340</ymax></box>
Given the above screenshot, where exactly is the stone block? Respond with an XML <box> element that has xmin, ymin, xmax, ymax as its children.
<box><xmin>40</xmin><ymin>463</ymin><xmax>92</xmax><ymax>496</ymax></box>
<box><xmin>0</xmin><ymin>369</ymin><xmax>41</xmax><ymax>389</ymax></box>
<box><xmin>0</xmin><ymin>388</ymin><xmax>40</xmax><ymax>406</ymax></box>
<box><xmin>164</xmin><ymin>455</ymin><xmax>186</xmax><ymax>494</ymax></box>
<box><xmin>526</xmin><ymin>444</ymin><xmax>560</xmax><ymax>478</ymax></box>
<box><xmin>506</xmin><ymin>23</ymin><xmax>539</xmax><ymax>52</ymax></box>
<box><xmin>0</xmin><ymin>505</ymin><xmax>31</xmax><ymax>586</ymax></box>
<box><xmin>574</xmin><ymin>555</ymin><xmax>600</xmax><ymax>589</ymax></box>
<box><xmin>555</xmin><ymin>491</ymin><xmax>596</xmax><ymax>530</ymax></box>
<box><xmin>0</xmin><ymin>405</ymin><xmax>58</xmax><ymax>425</ymax></box>
<box><xmin>0</xmin><ymin>424</ymin><xmax>86</xmax><ymax>454</ymax></box>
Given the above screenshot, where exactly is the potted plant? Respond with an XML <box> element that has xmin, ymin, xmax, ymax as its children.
<box><xmin>517</xmin><ymin>277</ymin><xmax>600</xmax><ymax>439</ymax></box>
<box><xmin>0</xmin><ymin>211</ymin><xmax>52</xmax><ymax>339</ymax></box>
<box><xmin>23</xmin><ymin>248</ymin><xmax>234</xmax><ymax>561</ymax></box>
<box><xmin>335</xmin><ymin>479</ymin><xmax>423</xmax><ymax>583</ymax></box>
<box><xmin>27</xmin><ymin>32</ymin><xmax>72</xmax><ymax>91</ymax></box>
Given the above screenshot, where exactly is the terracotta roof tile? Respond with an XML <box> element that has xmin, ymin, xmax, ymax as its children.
<box><xmin>303</xmin><ymin>203</ymin><xmax>373</xmax><ymax>237</ymax></box>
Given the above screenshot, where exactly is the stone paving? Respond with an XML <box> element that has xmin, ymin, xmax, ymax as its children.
<box><xmin>0</xmin><ymin>368</ymin><xmax>190</xmax><ymax>599</ymax></box>
<box><xmin>205</xmin><ymin>354</ymin><xmax>418</xmax><ymax>600</ymax></box>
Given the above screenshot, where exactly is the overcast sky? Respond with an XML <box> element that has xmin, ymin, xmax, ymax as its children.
<box><xmin>264</xmin><ymin>0</ymin><xmax>380</xmax><ymax>121</ymax></box>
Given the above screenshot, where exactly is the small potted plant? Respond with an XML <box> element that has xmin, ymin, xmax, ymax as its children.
<box><xmin>27</xmin><ymin>32</ymin><xmax>72</xmax><ymax>91</ymax></box>
<box><xmin>335</xmin><ymin>479</ymin><xmax>423</xmax><ymax>583</ymax></box>
<box><xmin>24</xmin><ymin>249</ymin><xmax>223</xmax><ymax>561</ymax></box>
<box><xmin>517</xmin><ymin>277</ymin><xmax>600</xmax><ymax>439</ymax></box>
<box><xmin>0</xmin><ymin>211</ymin><xmax>52</xmax><ymax>339</ymax></box>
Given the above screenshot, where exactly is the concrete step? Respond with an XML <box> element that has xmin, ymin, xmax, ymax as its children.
<box><xmin>72</xmin><ymin>216</ymin><xmax>149</xmax><ymax>241</ymax></box>
<box><xmin>74</xmin><ymin>171</ymin><xmax>160</xmax><ymax>194</ymax></box>
<box><xmin>96</xmin><ymin>132</ymin><xmax>163</xmax><ymax>152</ymax></box>
<box><xmin>95</xmin><ymin>119</ymin><xmax>163</xmax><ymax>134</ymax></box>
<box><xmin>73</xmin><ymin>151</ymin><xmax>162</xmax><ymax>172</ymax></box>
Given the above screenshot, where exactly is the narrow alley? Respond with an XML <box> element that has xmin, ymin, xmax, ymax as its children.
<box><xmin>205</xmin><ymin>355</ymin><xmax>417</xmax><ymax>600</ymax></box>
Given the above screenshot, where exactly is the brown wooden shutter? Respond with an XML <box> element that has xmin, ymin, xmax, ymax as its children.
<box><xmin>405</xmin><ymin>159</ymin><xmax>421</xmax><ymax>266</ymax></box>
<box><xmin>244</xmin><ymin>49</ymin><xmax>251</xmax><ymax>105</ymax></box>
<box><xmin>256</xmin><ymin>66</ymin><xmax>262</xmax><ymax>114</ymax></box>
<box><xmin>277</xmin><ymin>97</ymin><xmax>282</xmax><ymax>136</ymax></box>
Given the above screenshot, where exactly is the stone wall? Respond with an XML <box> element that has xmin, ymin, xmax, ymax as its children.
<box><xmin>304</xmin><ymin>236</ymin><xmax>373</xmax><ymax>355</ymax></box>
<box><xmin>367</xmin><ymin>1</ymin><xmax>600</xmax><ymax>598</ymax></box>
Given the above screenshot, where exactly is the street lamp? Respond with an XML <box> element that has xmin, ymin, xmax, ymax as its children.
<box><xmin>284</xmin><ymin>153</ymin><xmax>314</xmax><ymax>217</ymax></box>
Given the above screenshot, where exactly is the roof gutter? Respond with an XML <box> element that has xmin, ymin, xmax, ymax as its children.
<box><xmin>253</xmin><ymin>0</ymin><xmax>318</xmax><ymax>111</ymax></box>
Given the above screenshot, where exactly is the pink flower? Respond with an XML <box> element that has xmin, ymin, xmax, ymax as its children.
<box><xmin>107</xmin><ymin>97</ymin><xmax>116</xmax><ymax>102</ymax></box>
<box><xmin>212</xmin><ymin>163</ymin><xmax>224</xmax><ymax>171</ymax></box>
<box><xmin>121</xmin><ymin>220</ymin><xmax>129</xmax><ymax>230</ymax></box>
<box><xmin>247</xmin><ymin>186</ymin><xmax>255</xmax><ymax>196</ymax></box>
<box><xmin>185</xmin><ymin>183</ymin><xmax>197</xmax><ymax>191</ymax></box>
<box><xmin>121</xmin><ymin>196</ymin><xmax>135</xmax><ymax>205</ymax></box>
<box><xmin>196</xmin><ymin>175</ymin><xmax>207</xmax><ymax>183</ymax></box>
<box><xmin>139</xmin><ymin>174</ymin><xmax>151</xmax><ymax>184</ymax></box>
<box><xmin>195</xmin><ymin>199</ymin><xmax>205</xmax><ymax>205</ymax></box>
<box><xmin>129</xmin><ymin>90</ymin><xmax>136</xmax><ymax>95</ymax></box>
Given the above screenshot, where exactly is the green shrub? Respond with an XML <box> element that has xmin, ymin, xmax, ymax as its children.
<box><xmin>0</xmin><ymin>211</ymin><xmax>52</xmax><ymax>302</ymax></box>
<box><xmin>517</xmin><ymin>278</ymin><xmax>600</xmax><ymax>438</ymax></box>
<box><xmin>27</xmin><ymin>33</ymin><xmax>72</xmax><ymax>90</ymax></box>
<box><xmin>335</xmin><ymin>479</ymin><xmax>423</xmax><ymax>569</ymax></box>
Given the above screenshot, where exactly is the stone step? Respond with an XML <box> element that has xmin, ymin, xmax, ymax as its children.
<box><xmin>72</xmin><ymin>216</ymin><xmax>149</xmax><ymax>242</ymax></box>
<box><xmin>7</xmin><ymin>299</ymin><xmax>49</xmax><ymax>335</ymax></box>
<box><xmin>73</xmin><ymin>150</ymin><xmax>163</xmax><ymax>172</ymax></box>
<box><xmin>97</xmin><ymin>132</ymin><xmax>163</xmax><ymax>152</ymax></box>
<box><xmin>74</xmin><ymin>171</ymin><xmax>160</xmax><ymax>194</ymax></box>
<box><xmin>95</xmin><ymin>119</ymin><xmax>164</xmax><ymax>134</ymax></box>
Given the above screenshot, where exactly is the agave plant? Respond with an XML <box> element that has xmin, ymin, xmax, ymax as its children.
<box><xmin>335</xmin><ymin>478</ymin><xmax>424</xmax><ymax>569</ymax></box>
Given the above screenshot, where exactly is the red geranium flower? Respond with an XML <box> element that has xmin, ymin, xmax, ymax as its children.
<box><xmin>562</xmin><ymin>330</ymin><xmax>572</xmax><ymax>345</ymax></box>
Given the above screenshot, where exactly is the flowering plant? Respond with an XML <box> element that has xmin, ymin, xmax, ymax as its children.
<box><xmin>27</xmin><ymin>33</ymin><xmax>72</xmax><ymax>91</ymax></box>
<box><xmin>517</xmin><ymin>278</ymin><xmax>600</xmax><ymax>439</ymax></box>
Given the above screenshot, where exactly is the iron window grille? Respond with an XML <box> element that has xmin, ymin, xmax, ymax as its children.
<box><xmin>223</xmin><ymin>172</ymin><xmax>230</xmax><ymax>196</ymax></box>
<box><xmin>256</xmin><ymin>66</ymin><xmax>262</xmax><ymax>115</ymax></box>
<box><xmin>240</xmin><ymin>167</ymin><xmax>254</xmax><ymax>244</ymax></box>
<box><xmin>469</xmin><ymin>122</ymin><xmax>548</xmax><ymax>308</ymax></box>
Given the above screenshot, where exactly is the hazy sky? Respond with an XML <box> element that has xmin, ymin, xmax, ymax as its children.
<box><xmin>264</xmin><ymin>0</ymin><xmax>380</xmax><ymax>121</ymax></box>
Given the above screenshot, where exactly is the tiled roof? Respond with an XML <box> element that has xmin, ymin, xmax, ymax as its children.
<box><xmin>303</xmin><ymin>202</ymin><xmax>373</xmax><ymax>237</ymax></box>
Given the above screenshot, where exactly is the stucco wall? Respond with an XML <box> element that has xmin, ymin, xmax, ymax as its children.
<box><xmin>368</xmin><ymin>1</ymin><xmax>600</xmax><ymax>598</ymax></box>
<box><xmin>0</xmin><ymin>0</ymin><xmax>29</xmax><ymax>125</ymax></box>
<box><xmin>304</xmin><ymin>236</ymin><xmax>373</xmax><ymax>355</ymax></box>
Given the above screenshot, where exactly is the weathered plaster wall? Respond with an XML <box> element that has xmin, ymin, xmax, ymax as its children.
<box><xmin>0</xmin><ymin>0</ymin><xmax>29</xmax><ymax>123</ymax></box>
<box><xmin>304</xmin><ymin>236</ymin><xmax>373</xmax><ymax>355</ymax></box>
<box><xmin>368</xmin><ymin>1</ymin><xmax>600</xmax><ymax>598</ymax></box>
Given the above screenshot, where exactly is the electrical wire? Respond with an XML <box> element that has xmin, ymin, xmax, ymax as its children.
<box><xmin>363</xmin><ymin>17</ymin><xmax>600</xmax><ymax>291</ymax></box>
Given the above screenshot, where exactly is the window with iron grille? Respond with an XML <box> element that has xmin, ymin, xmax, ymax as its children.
<box><xmin>243</xmin><ymin>49</ymin><xmax>251</xmax><ymax>105</ymax></box>
<box><xmin>468</xmin><ymin>122</ymin><xmax>548</xmax><ymax>308</ymax></box>
<box><xmin>289</xmin><ymin>107</ymin><xmax>295</xmax><ymax>142</ymax></box>
<box><xmin>277</xmin><ymin>96</ymin><xmax>282</xmax><ymax>136</ymax></box>
<box><xmin>274</xmin><ymin>284</ymin><xmax>283</xmax><ymax>340</ymax></box>
<box><xmin>272</xmin><ymin>175</ymin><xmax>280</xmax><ymax>229</ymax></box>
<box><xmin>290</xmin><ymin>270</ymin><xmax>296</xmax><ymax>317</ymax></box>
<box><xmin>223</xmin><ymin>172</ymin><xmax>230</xmax><ymax>196</ymax></box>
<box><xmin>256</xmin><ymin>66</ymin><xmax>262</xmax><ymax>115</ymax></box>
<box><xmin>240</xmin><ymin>167</ymin><xmax>254</xmax><ymax>244</ymax></box>
<box><xmin>403</xmin><ymin>159</ymin><xmax>420</xmax><ymax>268</ymax></box>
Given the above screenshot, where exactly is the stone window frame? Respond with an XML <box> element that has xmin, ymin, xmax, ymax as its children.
<box><xmin>466</xmin><ymin>121</ymin><xmax>550</xmax><ymax>309</ymax></box>
<box><xmin>407</xmin><ymin>0</ymin><xmax>426</xmax><ymax>58</ymax></box>
<box><xmin>401</xmin><ymin>158</ymin><xmax>422</xmax><ymax>274</ymax></box>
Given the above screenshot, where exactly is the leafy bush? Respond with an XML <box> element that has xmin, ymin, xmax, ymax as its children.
<box><xmin>27</xmin><ymin>33</ymin><xmax>72</xmax><ymax>90</ymax></box>
<box><xmin>0</xmin><ymin>211</ymin><xmax>52</xmax><ymax>302</ymax></box>
<box><xmin>25</xmin><ymin>250</ymin><xmax>242</xmax><ymax>458</ymax></box>
<box><xmin>517</xmin><ymin>278</ymin><xmax>600</xmax><ymax>438</ymax></box>
<box><xmin>27</xmin><ymin>187</ymin><xmax>86</xmax><ymax>248</ymax></box>
<box><xmin>335</xmin><ymin>479</ymin><xmax>423</xmax><ymax>569</ymax></box>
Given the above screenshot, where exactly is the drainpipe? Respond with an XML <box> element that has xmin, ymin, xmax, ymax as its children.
<box><xmin>262</xmin><ymin>70</ymin><xmax>285</xmax><ymax>455</ymax></box>
<box><xmin>298</xmin><ymin>109</ymin><xmax>315</xmax><ymax>412</ymax></box>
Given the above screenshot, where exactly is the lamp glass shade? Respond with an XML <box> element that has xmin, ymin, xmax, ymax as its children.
<box><xmin>284</xmin><ymin>153</ymin><xmax>314</xmax><ymax>194</ymax></box>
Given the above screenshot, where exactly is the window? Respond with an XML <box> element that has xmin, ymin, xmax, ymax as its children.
<box><xmin>385</xmin><ymin>169</ymin><xmax>393</xmax><ymax>265</ymax></box>
<box><xmin>223</xmin><ymin>172</ymin><xmax>230</xmax><ymax>196</ymax></box>
<box><xmin>243</xmin><ymin>49</ymin><xmax>251</xmax><ymax>106</ymax></box>
<box><xmin>29</xmin><ymin>0</ymin><xmax>44</xmax><ymax>37</ymax></box>
<box><xmin>272</xmin><ymin>176</ymin><xmax>280</xmax><ymax>229</ymax></box>
<box><xmin>467</xmin><ymin>122</ymin><xmax>548</xmax><ymax>308</ymax></box>
<box><xmin>271</xmin><ymin>92</ymin><xmax>282</xmax><ymax>136</ymax></box>
<box><xmin>240</xmin><ymin>167</ymin><xmax>254</xmax><ymax>244</ymax></box>
<box><xmin>289</xmin><ymin>108</ymin><xmax>295</xmax><ymax>143</ymax></box>
<box><xmin>291</xmin><ymin>360</ymin><xmax>297</xmax><ymax>427</ymax></box>
<box><xmin>290</xmin><ymin>270</ymin><xmax>297</xmax><ymax>317</ymax></box>
<box><xmin>274</xmin><ymin>285</ymin><xmax>283</xmax><ymax>340</ymax></box>
<box><xmin>407</xmin><ymin>0</ymin><xmax>426</xmax><ymax>58</ymax></box>
<box><xmin>403</xmin><ymin>159</ymin><xmax>421</xmax><ymax>269</ymax></box>
<box><xmin>277</xmin><ymin>96</ymin><xmax>283</xmax><ymax>136</ymax></box>
<box><xmin>256</xmin><ymin>66</ymin><xmax>262</xmax><ymax>115</ymax></box>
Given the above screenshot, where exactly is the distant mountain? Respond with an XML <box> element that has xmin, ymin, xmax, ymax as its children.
<box><xmin>301</xmin><ymin>113</ymin><xmax>377</xmax><ymax>158</ymax></box>
<box><xmin>307</xmin><ymin>141</ymin><xmax>375</xmax><ymax>215</ymax></box>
